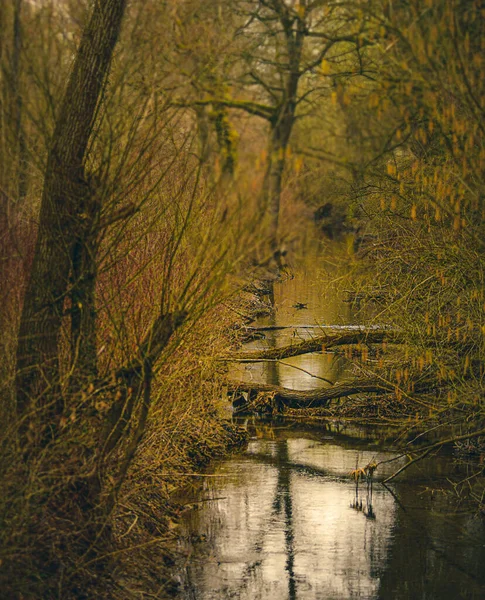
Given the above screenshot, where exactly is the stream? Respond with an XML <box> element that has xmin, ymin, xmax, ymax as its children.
<box><xmin>174</xmin><ymin>238</ymin><xmax>485</xmax><ymax>599</ymax></box>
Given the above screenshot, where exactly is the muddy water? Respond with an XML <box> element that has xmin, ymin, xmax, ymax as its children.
<box><xmin>174</xmin><ymin>239</ymin><xmax>485</xmax><ymax>599</ymax></box>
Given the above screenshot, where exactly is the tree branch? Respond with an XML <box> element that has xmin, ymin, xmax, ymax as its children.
<box><xmin>225</xmin><ymin>327</ymin><xmax>401</xmax><ymax>361</ymax></box>
<box><xmin>228</xmin><ymin>378</ymin><xmax>395</xmax><ymax>410</ymax></box>
<box><xmin>173</xmin><ymin>98</ymin><xmax>275</xmax><ymax>121</ymax></box>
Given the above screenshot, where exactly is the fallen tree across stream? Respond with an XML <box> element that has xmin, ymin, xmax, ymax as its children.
<box><xmin>226</xmin><ymin>327</ymin><xmax>401</xmax><ymax>361</ymax></box>
<box><xmin>224</xmin><ymin>325</ymin><xmax>470</xmax><ymax>414</ymax></box>
<box><xmin>227</xmin><ymin>378</ymin><xmax>438</xmax><ymax>411</ymax></box>
<box><xmin>227</xmin><ymin>379</ymin><xmax>394</xmax><ymax>409</ymax></box>
<box><xmin>226</xmin><ymin>326</ymin><xmax>476</xmax><ymax>362</ymax></box>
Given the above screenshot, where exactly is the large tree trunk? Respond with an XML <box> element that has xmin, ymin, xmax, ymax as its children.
<box><xmin>16</xmin><ymin>0</ymin><xmax>127</xmax><ymax>417</ymax></box>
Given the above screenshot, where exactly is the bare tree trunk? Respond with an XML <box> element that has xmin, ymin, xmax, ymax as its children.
<box><xmin>264</xmin><ymin>118</ymin><xmax>293</xmax><ymax>251</ymax></box>
<box><xmin>226</xmin><ymin>328</ymin><xmax>401</xmax><ymax>361</ymax></box>
<box><xmin>194</xmin><ymin>104</ymin><xmax>211</xmax><ymax>164</ymax></box>
<box><xmin>69</xmin><ymin>185</ymin><xmax>100</xmax><ymax>390</ymax></box>
<box><xmin>228</xmin><ymin>378</ymin><xmax>435</xmax><ymax>411</ymax></box>
<box><xmin>212</xmin><ymin>102</ymin><xmax>238</xmax><ymax>178</ymax></box>
<box><xmin>261</xmin><ymin>0</ymin><xmax>305</xmax><ymax>254</ymax></box>
<box><xmin>16</xmin><ymin>0</ymin><xmax>127</xmax><ymax>417</ymax></box>
<box><xmin>12</xmin><ymin>0</ymin><xmax>27</xmax><ymax>203</ymax></box>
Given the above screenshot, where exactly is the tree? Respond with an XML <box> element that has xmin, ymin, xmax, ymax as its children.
<box><xmin>171</xmin><ymin>0</ymin><xmax>374</xmax><ymax>252</ymax></box>
<box><xmin>1</xmin><ymin>1</ymin><xmax>255</xmax><ymax>595</ymax></box>
<box><xmin>314</xmin><ymin>0</ymin><xmax>485</xmax><ymax>483</ymax></box>
<box><xmin>16</xmin><ymin>0</ymin><xmax>127</xmax><ymax>419</ymax></box>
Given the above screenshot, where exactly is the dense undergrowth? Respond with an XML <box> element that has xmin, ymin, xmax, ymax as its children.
<box><xmin>0</xmin><ymin>302</ymin><xmax>250</xmax><ymax>599</ymax></box>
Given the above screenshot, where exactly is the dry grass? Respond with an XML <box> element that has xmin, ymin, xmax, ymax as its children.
<box><xmin>0</xmin><ymin>297</ymin><xmax>249</xmax><ymax>599</ymax></box>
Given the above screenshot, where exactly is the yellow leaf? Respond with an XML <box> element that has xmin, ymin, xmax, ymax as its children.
<box><xmin>294</xmin><ymin>156</ymin><xmax>303</xmax><ymax>174</ymax></box>
<box><xmin>368</xmin><ymin>93</ymin><xmax>379</xmax><ymax>108</ymax></box>
<box><xmin>321</xmin><ymin>59</ymin><xmax>331</xmax><ymax>75</ymax></box>
<box><xmin>297</xmin><ymin>3</ymin><xmax>306</xmax><ymax>18</ymax></box>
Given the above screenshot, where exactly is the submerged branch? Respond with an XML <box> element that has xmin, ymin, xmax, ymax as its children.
<box><xmin>382</xmin><ymin>427</ymin><xmax>485</xmax><ymax>483</ymax></box>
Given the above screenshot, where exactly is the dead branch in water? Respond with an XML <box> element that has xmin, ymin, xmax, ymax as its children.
<box><xmin>227</xmin><ymin>375</ymin><xmax>439</xmax><ymax>411</ymax></box>
<box><xmin>227</xmin><ymin>379</ymin><xmax>395</xmax><ymax>409</ymax></box>
<box><xmin>226</xmin><ymin>328</ymin><xmax>401</xmax><ymax>361</ymax></box>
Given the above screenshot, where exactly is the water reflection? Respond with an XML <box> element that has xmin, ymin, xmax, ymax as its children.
<box><xmin>206</xmin><ymin>240</ymin><xmax>485</xmax><ymax>598</ymax></box>
<box><xmin>177</xmin><ymin>427</ymin><xmax>485</xmax><ymax>600</ymax></box>
<box><xmin>230</xmin><ymin>343</ymin><xmax>350</xmax><ymax>391</ymax></box>
<box><xmin>230</xmin><ymin>239</ymin><xmax>359</xmax><ymax>390</ymax></box>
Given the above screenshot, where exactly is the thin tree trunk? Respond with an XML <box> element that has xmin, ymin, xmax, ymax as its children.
<box><xmin>228</xmin><ymin>378</ymin><xmax>435</xmax><ymax>411</ymax></box>
<box><xmin>260</xmin><ymin>3</ymin><xmax>304</xmax><ymax>253</ymax></box>
<box><xmin>228</xmin><ymin>379</ymin><xmax>393</xmax><ymax>409</ymax></box>
<box><xmin>16</xmin><ymin>0</ymin><xmax>127</xmax><ymax>417</ymax></box>
<box><xmin>264</xmin><ymin>131</ymin><xmax>287</xmax><ymax>250</ymax></box>
<box><xmin>194</xmin><ymin>104</ymin><xmax>211</xmax><ymax>164</ymax></box>
<box><xmin>12</xmin><ymin>0</ymin><xmax>27</xmax><ymax>203</ymax></box>
<box><xmin>212</xmin><ymin>103</ymin><xmax>237</xmax><ymax>178</ymax></box>
<box><xmin>69</xmin><ymin>206</ymin><xmax>99</xmax><ymax>390</ymax></box>
<box><xmin>0</xmin><ymin>4</ymin><xmax>7</xmax><ymax>207</ymax></box>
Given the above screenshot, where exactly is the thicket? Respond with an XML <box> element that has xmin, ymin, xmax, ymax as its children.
<box><xmin>0</xmin><ymin>1</ymin><xmax>254</xmax><ymax>597</ymax></box>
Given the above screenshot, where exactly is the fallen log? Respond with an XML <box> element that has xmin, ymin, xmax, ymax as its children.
<box><xmin>227</xmin><ymin>379</ymin><xmax>394</xmax><ymax>410</ymax></box>
<box><xmin>227</xmin><ymin>376</ymin><xmax>439</xmax><ymax>411</ymax></box>
<box><xmin>226</xmin><ymin>328</ymin><xmax>401</xmax><ymax>361</ymax></box>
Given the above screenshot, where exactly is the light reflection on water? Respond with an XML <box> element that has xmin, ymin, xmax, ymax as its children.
<box><xmin>176</xmin><ymin>428</ymin><xmax>485</xmax><ymax>600</ymax></box>
<box><xmin>233</xmin><ymin>352</ymin><xmax>348</xmax><ymax>392</ymax></box>
<box><xmin>230</xmin><ymin>238</ymin><xmax>360</xmax><ymax>390</ymax></box>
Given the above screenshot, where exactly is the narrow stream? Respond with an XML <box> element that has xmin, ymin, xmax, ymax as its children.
<box><xmin>174</xmin><ymin>239</ymin><xmax>485</xmax><ymax>599</ymax></box>
<box><xmin>231</xmin><ymin>237</ymin><xmax>360</xmax><ymax>391</ymax></box>
<box><xmin>176</xmin><ymin>422</ymin><xmax>485</xmax><ymax>599</ymax></box>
